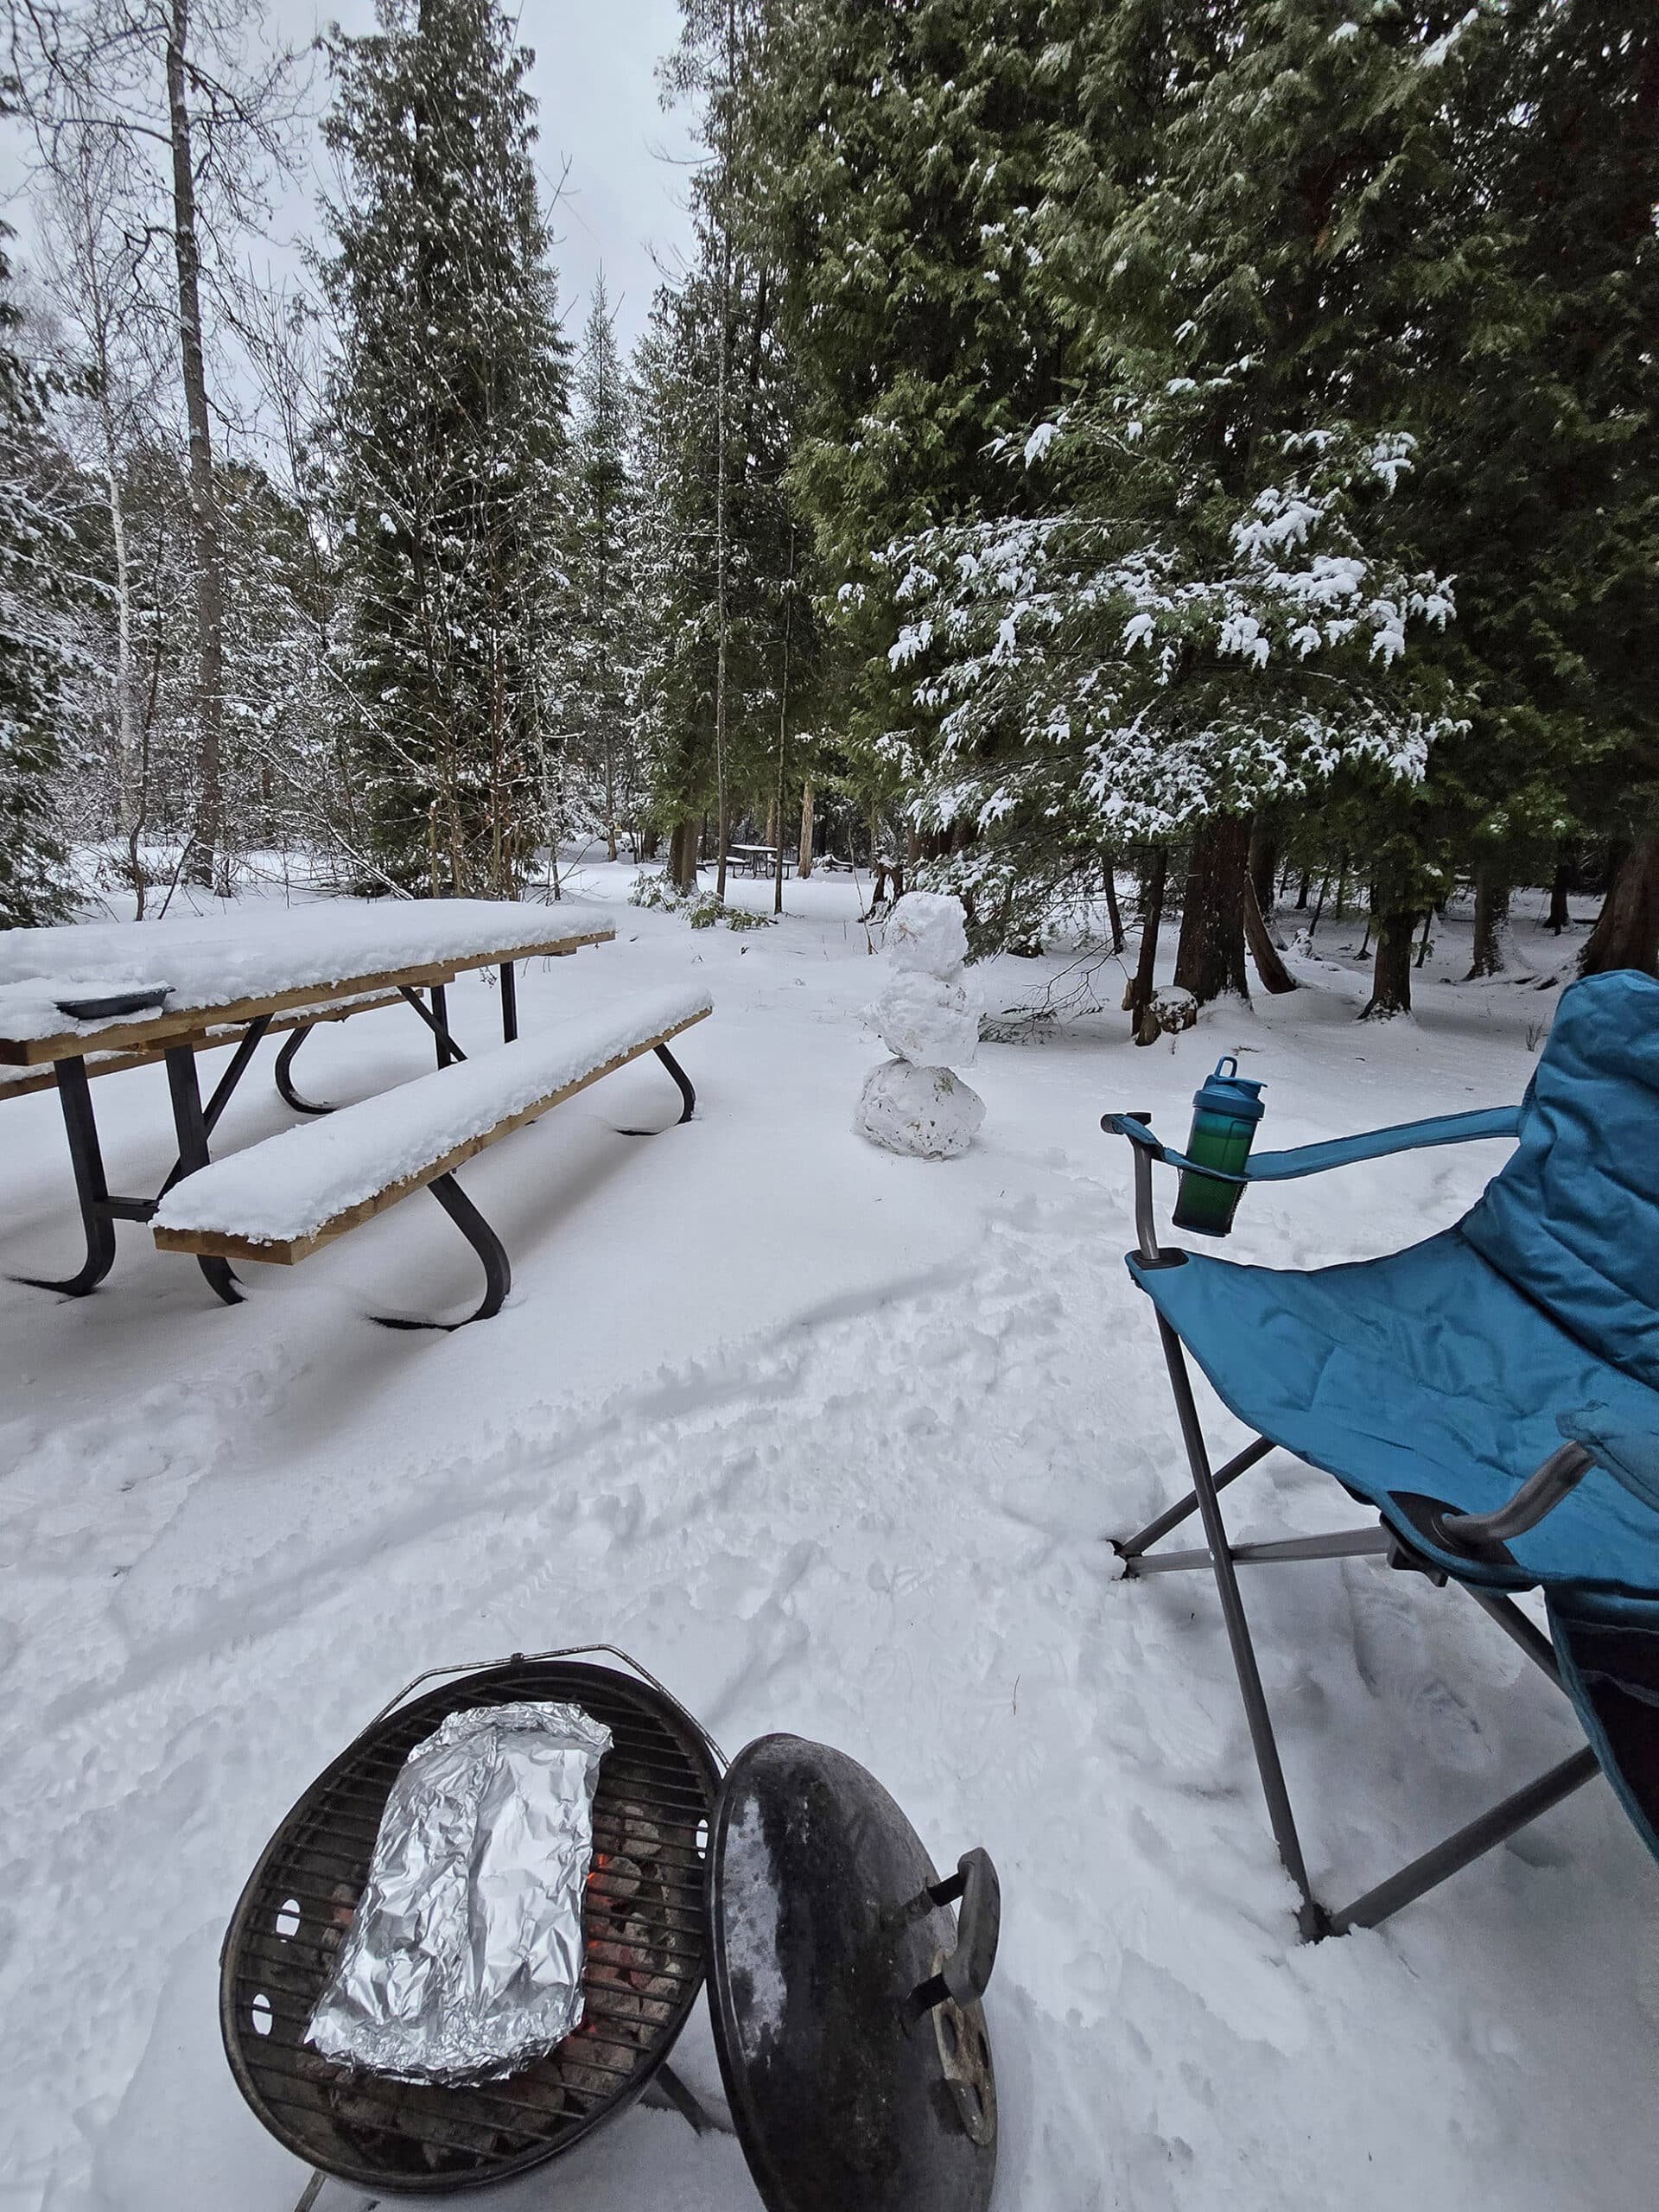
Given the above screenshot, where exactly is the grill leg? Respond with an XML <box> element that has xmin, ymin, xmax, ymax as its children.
<box><xmin>642</xmin><ymin>2060</ymin><xmax>731</xmax><ymax>2136</ymax></box>
<box><xmin>274</xmin><ymin>1023</ymin><xmax>334</xmax><ymax>1115</ymax></box>
<box><xmin>1154</xmin><ymin>1317</ymin><xmax>1326</xmax><ymax>1937</ymax></box>
<box><xmin>165</xmin><ymin>1046</ymin><xmax>243</xmax><ymax>1306</ymax></box>
<box><xmin>12</xmin><ymin>1056</ymin><xmax>119</xmax><ymax>1296</ymax></box>
<box><xmin>372</xmin><ymin>1172</ymin><xmax>511</xmax><ymax>1329</ymax></box>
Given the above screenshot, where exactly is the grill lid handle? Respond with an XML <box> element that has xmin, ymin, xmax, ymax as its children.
<box><xmin>909</xmin><ymin>1848</ymin><xmax>1001</xmax><ymax>2016</ymax></box>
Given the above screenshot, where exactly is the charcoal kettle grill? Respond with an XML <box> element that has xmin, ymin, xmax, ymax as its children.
<box><xmin>221</xmin><ymin>1647</ymin><xmax>1001</xmax><ymax>2211</ymax></box>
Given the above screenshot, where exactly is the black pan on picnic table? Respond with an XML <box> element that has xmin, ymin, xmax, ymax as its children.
<box><xmin>54</xmin><ymin>986</ymin><xmax>171</xmax><ymax>1021</ymax></box>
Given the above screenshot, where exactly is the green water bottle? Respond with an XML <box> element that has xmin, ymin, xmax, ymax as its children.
<box><xmin>1171</xmin><ymin>1056</ymin><xmax>1265</xmax><ymax>1236</ymax></box>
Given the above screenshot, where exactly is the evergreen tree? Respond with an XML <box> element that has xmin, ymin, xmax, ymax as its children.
<box><xmin>630</xmin><ymin>37</ymin><xmax>824</xmax><ymax>904</ymax></box>
<box><xmin>742</xmin><ymin>0</ymin><xmax>1065</xmax><ymax>786</ymax></box>
<box><xmin>562</xmin><ymin>273</ymin><xmax>642</xmax><ymax>860</ymax></box>
<box><xmin>323</xmin><ymin>0</ymin><xmax>569</xmax><ymax>896</ymax></box>
<box><xmin>1420</xmin><ymin>0</ymin><xmax>1659</xmax><ymax>978</ymax></box>
<box><xmin>885</xmin><ymin>398</ymin><xmax>1458</xmax><ymax>987</ymax></box>
<box><xmin>0</xmin><ymin>199</ymin><xmax>83</xmax><ymax>926</ymax></box>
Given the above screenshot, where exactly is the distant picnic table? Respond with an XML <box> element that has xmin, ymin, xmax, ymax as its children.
<box><xmin>722</xmin><ymin>845</ymin><xmax>855</xmax><ymax>878</ymax></box>
<box><xmin>725</xmin><ymin>844</ymin><xmax>785</xmax><ymax>877</ymax></box>
<box><xmin>0</xmin><ymin>899</ymin><xmax>616</xmax><ymax>1310</ymax></box>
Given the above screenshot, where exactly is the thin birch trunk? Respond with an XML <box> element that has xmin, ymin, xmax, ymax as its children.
<box><xmin>773</xmin><ymin>539</ymin><xmax>793</xmax><ymax>918</ymax></box>
<box><xmin>711</xmin><ymin>0</ymin><xmax>736</xmax><ymax>905</ymax></box>
<box><xmin>166</xmin><ymin>1</ymin><xmax>227</xmax><ymax>895</ymax></box>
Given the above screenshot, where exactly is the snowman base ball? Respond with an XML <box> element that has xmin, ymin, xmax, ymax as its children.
<box><xmin>855</xmin><ymin>1058</ymin><xmax>986</xmax><ymax>1160</ymax></box>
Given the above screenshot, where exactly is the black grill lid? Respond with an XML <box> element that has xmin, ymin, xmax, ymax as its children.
<box><xmin>706</xmin><ymin>1734</ymin><xmax>1000</xmax><ymax>2212</ymax></box>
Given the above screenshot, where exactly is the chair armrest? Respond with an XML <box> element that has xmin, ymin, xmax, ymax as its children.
<box><xmin>1100</xmin><ymin>1112</ymin><xmax>1246</xmax><ymax>1185</ymax></box>
<box><xmin>1440</xmin><ymin>1410</ymin><xmax>1659</xmax><ymax>1557</ymax></box>
<box><xmin>1103</xmin><ymin>1105</ymin><xmax>1520</xmax><ymax>1186</ymax></box>
<box><xmin>1102</xmin><ymin>1101</ymin><xmax>1522</xmax><ymax>1266</ymax></box>
<box><xmin>1247</xmin><ymin>1106</ymin><xmax>1522</xmax><ymax>1181</ymax></box>
<box><xmin>1558</xmin><ymin>1408</ymin><xmax>1659</xmax><ymax>1517</ymax></box>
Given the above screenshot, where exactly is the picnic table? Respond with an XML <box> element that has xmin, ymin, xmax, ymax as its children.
<box><xmin>725</xmin><ymin>844</ymin><xmax>785</xmax><ymax>878</ymax></box>
<box><xmin>0</xmin><ymin>899</ymin><xmax>613</xmax><ymax>1307</ymax></box>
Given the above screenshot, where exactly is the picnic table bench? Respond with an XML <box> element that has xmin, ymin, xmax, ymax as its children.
<box><xmin>0</xmin><ymin>900</ymin><xmax>707</xmax><ymax>1324</ymax></box>
<box><xmin>153</xmin><ymin>987</ymin><xmax>710</xmax><ymax>1326</ymax></box>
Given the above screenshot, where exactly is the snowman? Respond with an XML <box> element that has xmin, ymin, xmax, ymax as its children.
<box><xmin>855</xmin><ymin>892</ymin><xmax>985</xmax><ymax>1159</ymax></box>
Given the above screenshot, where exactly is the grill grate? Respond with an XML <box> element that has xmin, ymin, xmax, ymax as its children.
<box><xmin>220</xmin><ymin>1660</ymin><xmax>720</xmax><ymax>2195</ymax></box>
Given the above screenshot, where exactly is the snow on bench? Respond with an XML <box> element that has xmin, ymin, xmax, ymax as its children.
<box><xmin>152</xmin><ymin>985</ymin><xmax>712</xmax><ymax>1265</ymax></box>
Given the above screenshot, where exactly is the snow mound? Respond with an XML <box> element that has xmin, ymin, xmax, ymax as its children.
<box><xmin>855</xmin><ymin>1058</ymin><xmax>985</xmax><ymax>1159</ymax></box>
<box><xmin>885</xmin><ymin>892</ymin><xmax>969</xmax><ymax>979</ymax></box>
<box><xmin>872</xmin><ymin>969</ymin><xmax>980</xmax><ymax>1068</ymax></box>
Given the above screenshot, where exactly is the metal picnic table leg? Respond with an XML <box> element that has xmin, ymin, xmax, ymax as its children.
<box><xmin>163</xmin><ymin>1046</ymin><xmax>244</xmax><ymax>1307</ymax></box>
<box><xmin>274</xmin><ymin>1024</ymin><xmax>335</xmax><ymax>1115</ymax></box>
<box><xmin>397</xmin><ymin>985</ymin><xmax>467</xmax><ymax>1068</ymax></box>
<box><xmin>11</xmin><ymin>1056</ymin><xmax>119</xmax><ymax>1297</ymax></box>
<box><xmin>429</xmin><ymin>984</ymin><xmax>461</xmax><ymax>1068</ymax></box>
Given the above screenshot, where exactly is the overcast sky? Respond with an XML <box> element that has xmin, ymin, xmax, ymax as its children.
<box><xmin>3</xmin><ymin>1</ymin><xmax>702</xmax><ymax>356</ymax></box>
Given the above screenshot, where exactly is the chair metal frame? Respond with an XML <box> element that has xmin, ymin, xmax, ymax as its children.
<box><xmin>1114</xmin><ymin>1122</ymin><xmax>1605</xmax><ymax>1941</ymax></box>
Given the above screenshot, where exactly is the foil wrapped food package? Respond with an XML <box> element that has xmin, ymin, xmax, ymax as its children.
<box><xmin>307</xmin><ymin>1701</ymin><xmax>613</xmax><ymax>2082</ymax></box>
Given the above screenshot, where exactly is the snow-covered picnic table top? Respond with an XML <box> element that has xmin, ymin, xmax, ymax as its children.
<box><xmin>0</xmin><ymin>899</ymin><xmax>613</xmax><ymax>1062</ymax></box>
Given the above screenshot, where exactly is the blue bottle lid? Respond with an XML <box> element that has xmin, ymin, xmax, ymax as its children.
<box><xmin>1192</xmin><ymin>1054</ymin><xmax>1266</xmax><ymax>1122</ymax></box>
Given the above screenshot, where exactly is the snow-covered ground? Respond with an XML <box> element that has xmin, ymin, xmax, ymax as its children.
<box><xmin>2</xmin><ymin>860</ymin><xmax>1655</xmax><ymax>2212</ymax></box>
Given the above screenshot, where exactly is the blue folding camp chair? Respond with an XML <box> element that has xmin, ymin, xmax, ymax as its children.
<box><xmin>1104</xmin><ymin>968</ymin><xmax>1659</xmax><ymax>1940</ymax></box>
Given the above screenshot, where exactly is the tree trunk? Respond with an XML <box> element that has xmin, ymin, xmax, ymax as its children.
<box><xmin>709</xmin><ymin>0</ymin><xmax>737</xmax><ymax>905</ymax></box>
<box><xmin>668</xmin><ymin>817</ymin><xmax>699</xmax><ymax>893</ymax></box>
<box><xmin>1173</xmin><ymin>817</ymin><xmax>1251</xmax><ymax>1004</ymax></box>
<box><xmin>1127</xmin><ymin>846</ymin><xmax>1166</xmax><ymax>1042</ymax></box>
<box><xmin>1243</xmin><ymin>873</ymin><xmax>1298</xmax><ymax>993</ymax></box>
<box><xmin>1579</xmin><ymin>835</ymin><xmax>1659</xmax><ymax>976</ymax></box>
<box><xmin>1102</xmin><ymin>855</ymin><xmax>1124</xmax><ymax>954</ymax></box>
<box><xmin>797</xmin><ymin>781</ymin><xmax>815</xmax><ymax>877</ymax></box>
<box><xmin>1248</xmin><ymin>821</ymin><xmax>1278</xmax><ymax>920</ymax></box>
<box><xmin>1363</xmin><ymin>907</ymin><xmax>1420</xmax><ymax>1018</ymax></box>
<box><xmin>639</xmin><ymin>825</ymin><xmax>659</xmax><ymax>861</ymax></box>
<box><xmin>1295</xmin><ymin>869</ymin><xmax>1312</xmax><ymax>910</ymax></box>
<box><xmin>166</xmin><ymin>3</ymin><xmax>226</xmax><ymax>896</ymax></box>
<box><xmin>1467</xmin><ymin>869</ymin><xmax>1510</xmax><ymax>977</ymax></box>
<box><xmin>774</xmin><ymin>533</ymin><xmax>793</xmax><ymax>917</ymax></box>
<box><xmin>1547</xmin><ymin>855</ymin><xmax>1572</xmax><ymax>934</ymax></box>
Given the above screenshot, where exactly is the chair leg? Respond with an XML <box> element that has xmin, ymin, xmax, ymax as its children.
<box><xmin>1154</xmin><ymin>1316</ymin><xmax>1327</xmax><ymax>1937</ymax></box>
<box><xmin>1126</xmin><ymin>1526</ymin><xmax>1391</xmax><ymax>1576</ymax></box>
<box><xmin>1115</xmin><ymin>1432</ymin><xmax>1275</xmax><ymax>1560</ymax></box>
<box><xmin>1327</xmin><ymin>1746</ymin><xmax>1600</xmax><ymax>1933</ymax></box>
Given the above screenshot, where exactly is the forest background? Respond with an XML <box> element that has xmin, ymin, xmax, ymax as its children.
<box><xmin>0</xmin><ymin>0</ymin><xmax>1653</xmax><ymax>1029</ymax></box>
